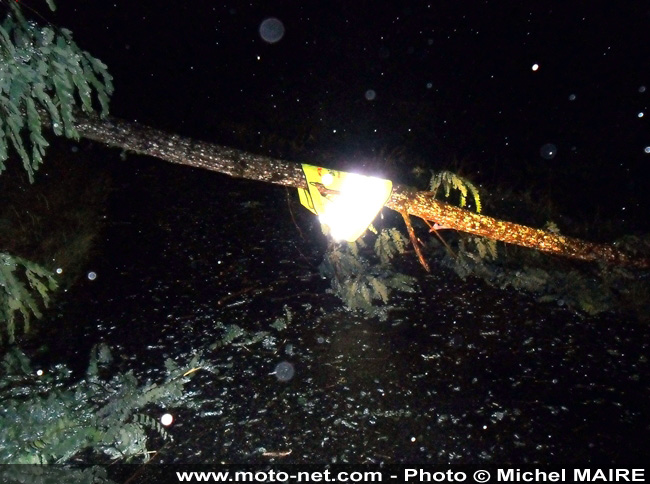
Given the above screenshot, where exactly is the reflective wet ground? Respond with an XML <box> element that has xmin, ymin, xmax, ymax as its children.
<box><xmin>45</xmin><ymin>159</ymin><xmax>648</xmax><ymax>466</ymax></box>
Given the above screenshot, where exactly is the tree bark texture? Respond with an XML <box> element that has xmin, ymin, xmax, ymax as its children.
<box><xmin>70</xmin><ymin>113</ymin><xmax>648</xmax><ymax>268</ymax></box>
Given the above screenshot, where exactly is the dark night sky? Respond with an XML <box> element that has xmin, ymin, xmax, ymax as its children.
<box><xmin>38</xmin><ymin>1</ymin><xmax>649</xmax><ymax>229</ymax></box>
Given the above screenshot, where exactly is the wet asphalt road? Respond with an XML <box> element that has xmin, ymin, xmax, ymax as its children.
<box><xmin>48</xmin><ymin>159</ymin><xmax>649</xmax><ymax>467</ymax></box>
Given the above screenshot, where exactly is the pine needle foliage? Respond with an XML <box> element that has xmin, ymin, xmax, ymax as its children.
<box><xmin>466</xmin><ymin>236</ymin><xmax>498</xmax><ymax>261</ymax></box>
<box><xmin>0</xmin><ymin>465</ymin><xmax>112</xmax><ymax>484</ymax></box>
<box><xmin>0</xmin><ymin>1</ymin><xmax>113</xmax><ymax>181</ymax></box>
<box><xmin>209</xmin><ymin>305</ymin><xmax>292</xmax><ymax>351</ymax></box>
<box><xmin>429</xmin><ymin>170</ymin><xmax>482</xmax><ymax>213</ymax></box>
<box><xmin>0</xmin><ymin>343</ymin><xmax>203</xmax><ymax>465</ymax></box>
<box><xmin>320</xmin><ymin>238</ymin><xmax>417</xmax><ymax>319</ymax></box>
<box><xmin>0</xmin><ymin>251</ymin><xmax>57</xmax><ymax>343</ymax></box>
<box><xmin>374</xmin><ymin>227</ymin><xmax>408</xmax><ymax>264</ymax></box>
<box><xmin>448</xmin><ymin>237</ymin><xmax>500</xmax><ymax>281</ymax></box>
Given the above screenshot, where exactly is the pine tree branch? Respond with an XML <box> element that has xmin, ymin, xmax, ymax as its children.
<box><xmin>51</xmin><ymin>111</ymin><xmax>649</xmax><ymax>269</ymax></box>
<box><xmin>399</xmin><ymin>211</ymin><xmax>430</xmax><ymax>272</ymax></box>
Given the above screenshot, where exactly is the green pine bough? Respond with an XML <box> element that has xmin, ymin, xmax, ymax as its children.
<box><xmin>0</xmin><ymin>1</ymin><xmax>113</xmax><ymax>181</ymax></box>
<box><xmin>0</xmin><ymin>344</ymin><xmax>204</xmax><ymax>465</ymax></box>
<box><xmin>0</xmin><ymin>252</ymin><xmax>57</xmax><ymax>343</ymax></box>
<box><xmin>0</xmin><ymin>2</ymin><xmax>113</xmax><ymax>343</ymax></box>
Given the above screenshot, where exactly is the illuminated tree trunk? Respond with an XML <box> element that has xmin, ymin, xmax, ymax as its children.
<box><xmin>70</xmin><ymin>113</ymin><xmax>649</xmax><ymax>269</ymax></box>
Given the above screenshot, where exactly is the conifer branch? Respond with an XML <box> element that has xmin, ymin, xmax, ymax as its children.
<box><xmin>399</xmin><ymin>211</ymin><xmax>430</xmax><ymax>272</ymax></box>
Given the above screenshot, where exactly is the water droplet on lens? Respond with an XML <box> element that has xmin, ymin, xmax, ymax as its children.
<box><xmin>540</xmin><ymin>143</ymin><xmax>557</xmax><ymax>160</ymax></box>
<box><xmin>274</xmin><ymin>361</ymin><xmax>295</xmax><ymax>382</ymax></box>
<box><xmin>259</xmin><ymin>18</ymin><xmax>285</xmax><ymax>43</ymax></box>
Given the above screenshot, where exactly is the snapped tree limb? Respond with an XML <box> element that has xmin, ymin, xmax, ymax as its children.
<box><xmin>66</xmin><ymin>112</ymin><xmax>649</xmax><ymax>269</ymax></box>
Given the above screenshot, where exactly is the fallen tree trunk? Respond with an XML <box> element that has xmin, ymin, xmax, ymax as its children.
<box><xmin>70</xmin><ymin>112</ymin><xmax>649</xmax><ymax>268</ymax></box>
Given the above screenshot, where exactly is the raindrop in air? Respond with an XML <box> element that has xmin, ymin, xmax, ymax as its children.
<box><xmin>273</xmin><ymin>361</ymin><xmax>295</xmax><ymax>382</ymax></box>
<box><xmin>426</xmin><ymin>82</ymin><xmax>433</xmax><ymax>89</ymax></box>
<box><xmin>644</xmin><ymin>146</ymin><xmax>650</xmax><ymax>154</ymax></box>
<box><xmin>365</xmin><ymin>89</ymin><xmax>376</xmax><ymax>101</ymax></box>
<box><xmin>568</xmin><ymin>94</ymin><xmax>576</xmax><ymax>101</ymax></box>
<box><xmin>259</xmin><ymin>18</ymin><xmax>285</xmax><ymax>44</ymax></box>
<box><xmin>88</xmin><ymin>271</ymin><xmax>97</xmax><ymax>281</ymax></box>
<box><xmin>639</xmin><ymin>86</ymin><xmax>646</xmax><ymax>93</ymax></box>
<box><xmin>540</xmin><ymin>143</ymin><xmax>557</xmax><ymax>160</ymax></box>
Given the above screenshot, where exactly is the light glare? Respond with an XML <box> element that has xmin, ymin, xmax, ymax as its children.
<box><xmin>319</xmin><ymin>173</ymin><xmax>390</xmax><ymax>241</ymax></box>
